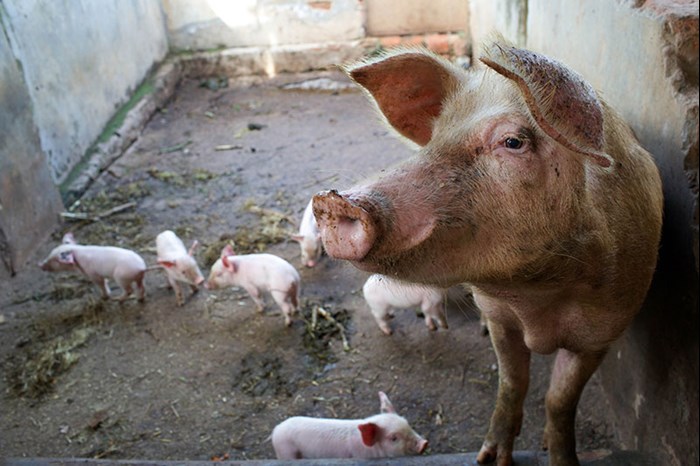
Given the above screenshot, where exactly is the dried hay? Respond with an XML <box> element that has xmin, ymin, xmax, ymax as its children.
<box><xmin>6</xmin><ymin>298</ymin><xmax>105</xmax><ymax>399</ymax></box>
<box><xmin>201</xmin><ymin>201</ymin><xmax>295</xmax><ymax>267</ymax></box>
<box><xmin>300</xmin><ymin>299</ymin><xmax>352</xmax><ymax>368</ymax></box>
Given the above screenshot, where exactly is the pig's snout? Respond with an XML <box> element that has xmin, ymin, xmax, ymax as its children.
<box><xmin>417</xmin><ymin>438</ymin><xmax>428</xmax><ymax>454</ymax></box>
<box><xmin>312</xmin><ymin>190</ymin><xmax>380</xmax><ymax>261</ymax></box>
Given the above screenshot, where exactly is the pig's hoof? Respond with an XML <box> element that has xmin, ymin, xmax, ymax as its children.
<box><xmin>476</xmin><ymin>444</ymin><xmax>497</xmax><ymax>464</ymax></box>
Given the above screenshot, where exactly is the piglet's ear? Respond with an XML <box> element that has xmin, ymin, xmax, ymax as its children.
<box><xmin>62</xmin><ymin>232</ymin><xmax>77</xmax><ymax>244</ymax></box>
<box><xmin>378</xmin><ymin>391</ymin><xmax>396</xmax><ymax>414</ymax></box>
<box><xmin>346</xmin><ymin>50</ymin><xmax>462</xmax><ymax>147</ymax></box>
<box><xmin>221</xmin><ymin>255</ymin><xmax>237</xmax><ymax>273</ymax></box>
<box><xmin>188</xmin><ymin>240</ymin><xmax>199</xmax><ymax>256</ymax></box>
<box><xmin>158</xmin><ymin>259</ymin><xmax>176</xmax><ymax>269</ymax></box>
<box><xmin>480</xmin><ymin>40</ymin><xmax>612</xmax><ymax>168</ymax></box>
<box><xmin>221</xmin><ymin>244</ymin><xmax>235</xmax><ymax>258</ymax></box>
<box><xmin>58</xmin><ymin>251</ymin><xmax>75</xmax><ymax>265</ymax></box>
<box><xmin>358</xmin><ymin>423</ymin><xmax>379</xmax><ymax>447</ymax></box>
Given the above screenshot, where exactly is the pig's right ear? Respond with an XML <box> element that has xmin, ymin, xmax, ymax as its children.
<box><xmin>358</xmin><ymin>423</ymin><xmax>379</xmax><ymax>447</ymax></box>
<box><xmin>290</xmin><ymin>234</ymin><xmax>304</xmax><ymax>243</ymax></box>
<box><xmin>346</xmin><ymin>50</ymin><xmax>462</xmax><ymax>147</ymax></box>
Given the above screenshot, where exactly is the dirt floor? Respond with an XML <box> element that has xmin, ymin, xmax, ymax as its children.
<box><xmin>0</xmin><ymin>71</ymin><xmax>615</xmax><ymax>461</ymax></box>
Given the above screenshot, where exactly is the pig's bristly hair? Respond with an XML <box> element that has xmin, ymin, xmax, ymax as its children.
<box><xmin>479</xmin><ymin>39</ymin><xmax>614</xmax><ymax>170</ymax></box>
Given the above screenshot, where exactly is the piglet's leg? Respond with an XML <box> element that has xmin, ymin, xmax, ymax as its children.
<box><xmin>115</xmin><ymin>279</ymin><xmax>134</xmax><ymax>301</ymax></box>
<box><xmin>477</xmin><ymin>320</ymin><xmax>531</xmax><ymax>466</ymax></box>
<box><xmin>543</xmin><ymin>348</ymin><xmax>606</xmax><ymax>466</ymax></box>
<box><xmin>93</xmin><ymin>277</ymin><xmax>110</xmax><ymax>300</ymax></box>
<box><xmin>243</xmin><ymin>286</ymin><xmax>265</xmax><ymax>312</ymax></box>
<box><xmin>166</xmin><ymin>275</ymin><xmax>184</xmax><ymax>306</ymax></box>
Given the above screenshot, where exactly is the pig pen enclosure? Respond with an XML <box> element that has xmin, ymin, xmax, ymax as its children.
<box><xmin>0</xmin><ymin>71</ymin><xmax>616</xmax><ymax>460</ymax></box>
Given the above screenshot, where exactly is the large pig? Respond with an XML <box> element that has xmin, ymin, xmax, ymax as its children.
<box><xmin>156</xmin><ymin>230</ymin><xmax>205</xmax><ymax>306</ymax></box>
<box><xmin>205</xmin><ymin>244</ymin><xmax>300</xmax><ymax>326</ymax></box>
<box><xmin>363</xmin><ymin>274</ymin><xmax>447</xmax><ymax>335</ymax></box>
<box><xmin>271</xmin><ymin>391</ymin><xmax>427</xmax><ymax>459</ymax></box>
<box><xmin>291</xmin><ymin>199</ymin><xmax>323</xmax><ymax>267</ymax></box>
<box><xmin>39</xmin><ymin>232</ymin><xmax>148</xmax><ymax>302</ymax></box>
<box><xmin>313</xmin><ymin>40</ymin><xmax>663</xmax><ymax>466</ymax></box>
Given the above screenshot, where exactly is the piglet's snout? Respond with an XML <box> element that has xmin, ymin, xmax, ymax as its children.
<box><xmin>313</xmin><ymin>190</ymin><xmax>379</xmax><ymax>261</ymax></box>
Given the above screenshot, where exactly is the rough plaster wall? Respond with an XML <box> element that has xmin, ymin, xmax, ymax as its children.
<box><xmin>0</xmin><ymin>15</ymin><xmax>63</xmax><ymax>278</ymax></box>
<box><xmin>365</xmin><ymin>0</ymin><xmax>469</xmax><ymax>36</ymax></box>
<box><xmin>2</xmin><ymin>0</ymin><xmax>169</xmax><ymax>185</ymax></box>
<box><xmin>163</xmin><ymin>0</ymin><xmax>364</xmax><ymax>51</ymax></box>
<box><xmin>468</xmin><ymin>0</ymin><xmax>698</xmax><ymax>463</ymax></box>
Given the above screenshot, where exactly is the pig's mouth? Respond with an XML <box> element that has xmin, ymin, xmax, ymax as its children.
<box><xmin>312</xmin><ymin>189</ymin><xmax>436</xmax><ymax>268</ymax></box>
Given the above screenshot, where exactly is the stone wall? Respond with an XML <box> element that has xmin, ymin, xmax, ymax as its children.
<box><xmin>469</xmin><ymin>0</ymin><xmax>699</xmax><ymax>464</ymax></box>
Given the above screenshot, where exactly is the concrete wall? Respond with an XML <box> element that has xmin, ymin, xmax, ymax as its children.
<box><xmin>2</xmin><ymin>0</ymin><xmax>169</xmax><ymax>185</ymax></box>
<box><xmin>365</xmin><ymin>0</ymin><xmax>469</xmax><ymax>36</ymax></box>
<box><xmin>469</xmin><ymin>0</ymin><xmax>699</xmax><ymax>464</ymax></box>
<box><xmin>0</xmin><ymin>0</ymin><xmax>169</xmax><ymax>277</ymax></box>
<box><xmin>163</xmin><ymin>0</ymin><xmax>364</xmax><ymax>51</ymax></box>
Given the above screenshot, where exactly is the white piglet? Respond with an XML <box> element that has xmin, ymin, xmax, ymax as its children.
<box><xmin>205</xmin><ymin>244</ymin><xmax>300</xmax><ymax>326</ymax></box>
<box><xmin>271</xmin><ymin>391</ymin><xmax>428</xmax><ymax>460</ymax></box>
<box><xmin>291</xmin><ymin>199</ymin><xmax>323</xmax><ymax>268</ymax></box>
<box><xmin>39</xmin><ymin>232</ymin><xmax>147</xmax><ymax>302</ymax></box>
<box><xmin>363</xmin><ymin>274</ymin><xmax>447</xmax><ymax>335</ymax></box>
<box><xmin>156</xmin><ymin>230</ymin><xmax>205</xmax><ymax>306</ymax></box>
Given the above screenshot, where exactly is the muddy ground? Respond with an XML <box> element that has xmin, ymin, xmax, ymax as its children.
<box><xmin>0</xmin><ymin>71</ymin><xmax>615</xmax><ymax>461</ymax></box>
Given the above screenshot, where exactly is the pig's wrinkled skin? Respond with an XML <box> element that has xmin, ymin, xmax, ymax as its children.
<box><xmin>156</xmin><ymin>230</ymin><xmax>205</xmax><ymax>306</ymax></box>
<box><xmin>205</xmin><ymin>245</ymin><xmax>300</xmax><ymax>326</ymax></box>
<box><xmin>271</xmin><ymin>391</ymin><xmax>428</xmax><ymax>459</ymax></box>
<box><xmin>363</xmin><ymin>274</ymin><xmax>447</xmax><ymax>335</ymax></box>
<box><xmin>313</xmin><ymin>41</ymin><xmax>663</xmax><ymax>466</ymax></box>
<box><xmin>39</xmin><ymin>232</ymin><xmax>148</xmax><ymax>302</ymax></box>
<box><xmin>292</xmin><ymin>199</ymin><xmax>323</xmax><ymax>267</ymax></box>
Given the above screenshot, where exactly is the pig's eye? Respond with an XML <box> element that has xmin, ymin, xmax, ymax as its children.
<box><xmin>504</xmin><ymin>137</ymin><xmax>524</xmax><ymax>150</ymax></box>
<box><xmin>390</xmin><ymin>435</ymin><xmax>399</xmax><ymax>442</ymax></box>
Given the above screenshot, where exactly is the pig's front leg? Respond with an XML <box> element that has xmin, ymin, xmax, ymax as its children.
<box><xmin>477</xmin><ymin>319</ymin><xmax>531</xmax><ymax>466</ymax></box>
<box><xmin>166</xmin><ymin>275</ymin><xmax>184</xmax><ymax>306</ymax></box>
<box><xmin>543</xmin><ymin>348</ymin><xmax>607</xmax><ymax>466</ymax></box>
<box><xmin>91</xmin><ymin>276</ymin><xmax>111</xmax><ymax>300</ymax></box>
<box><xmin>243</xmin><ymin>285</ymin><xmax>265</xmax><ymax>312</ymax></box>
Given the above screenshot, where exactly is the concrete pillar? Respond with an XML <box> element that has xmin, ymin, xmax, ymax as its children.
<box><xmin>0</xmin><ymin>21</ymin><xmax>63</xmax><ymax>278</ymax></box>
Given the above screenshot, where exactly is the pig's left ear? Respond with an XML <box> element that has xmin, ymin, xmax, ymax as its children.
<box><xmin>346</xmin><ymin>50</ymin><xmax>462</xmax><ymax>146</ymax></box>
<box><xmin>221</xmin><ymin>255</ymin><xmax>237</xmax><ymax>273</ymax></box>
<box><xmin>358</xmin><ymin>423</ymin><xmax>379</xmax><ymax>447</ymax></box>
<box><xmin>158</xmin><ymin>259</ymin><xmax>177</xmax><ymax>269</ymax></box>
<box><xmin>480</xmin><ymin>40</ymin><xmax>612</xmax><ymax>168</ymax></box>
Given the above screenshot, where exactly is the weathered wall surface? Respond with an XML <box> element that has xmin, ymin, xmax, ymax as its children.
<box><xmin>365</xmin><ymin>0</ymin><xmax>469</xmax><ymax>36</ymax></box>
<box><xmin>163</xmin><ymin>0</ymin><xmax>364</xmax><ymax>51</ymax></box>
<box><xmin>469</xmin><ymin>0</ymin><xmax>699</xmax><ymax>464</ymax></box>
<box><xmin>2</xmin><ymin>0</ymin><xmax>169</xmax><ymax>185</ymax></box>
<box><xmin>0</xmin><ymin>0</ymin><xmax>169</xmax><ymax>277</ymax></box>
<box><xmin>0</xmin><ymin>16</ymin><xmax>63</xmax><ymax>279</ymax></box>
